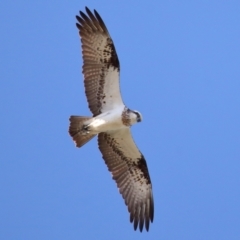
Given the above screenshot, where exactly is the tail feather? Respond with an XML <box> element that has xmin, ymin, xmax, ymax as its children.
<box><xmin>69</xmin><ymin>116</ymin><xmax>96</xmax><ymax>148</ymax></box>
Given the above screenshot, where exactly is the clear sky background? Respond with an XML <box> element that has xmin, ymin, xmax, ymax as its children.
<box><xmin>1</xmin><ymin>1</ymin><xmax>240</xmax><ymax>239</ymax></box>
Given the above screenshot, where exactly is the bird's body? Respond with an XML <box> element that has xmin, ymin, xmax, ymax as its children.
<box><xmin>84</xmin><ymin>107</ymin><xmax>126</xmax><ymax>133</ymax></box>
<box><xmin>69</xmin><ymin>7</ymin><xmax>154</xmax><ymax>232</ymax></box>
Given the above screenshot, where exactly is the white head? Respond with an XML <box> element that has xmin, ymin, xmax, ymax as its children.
<box><xmin>129</xmin><ymin>109</ymin><xmax>143</xmax><ymax>124</ymax></box>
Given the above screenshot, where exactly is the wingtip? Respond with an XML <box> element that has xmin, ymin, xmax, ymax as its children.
<box><xmin>94</xmin><ymin>9</ymin><xmax>99</xmax><ymax>16</ymax></box>
<box><xmin>150</xmin><ymin>193</ymin><xmax>154</xmax><ymax>222</ymax></box>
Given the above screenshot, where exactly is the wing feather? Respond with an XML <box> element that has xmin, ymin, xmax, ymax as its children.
<box><xmin>98</xmin><ymin>128</ymin><xmax>154</xmax><ymax>232</ymax></box>
<box><xmin>76</xmin><ymin>7</ymin><xmax>124</xmax><ymax>116</ymax></box>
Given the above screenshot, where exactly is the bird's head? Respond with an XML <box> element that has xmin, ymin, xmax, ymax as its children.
<box><xmin>129</xmin><ymin>109</ymin><xmax>143</xmax><ymax>124</ymax></box>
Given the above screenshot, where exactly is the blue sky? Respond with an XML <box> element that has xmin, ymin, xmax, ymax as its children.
<box><xmin>1</xmin><ymin>1</ymin><xmax>240</xmax><ymax>239</ymax></box>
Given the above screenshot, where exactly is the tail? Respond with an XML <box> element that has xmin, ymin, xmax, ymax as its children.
<box><xmin>68</xmin><ymin>116</ymin><xmax>96</xmax><ymax>148</ymax></box>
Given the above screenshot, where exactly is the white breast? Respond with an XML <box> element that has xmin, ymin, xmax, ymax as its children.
<box><xmin>89</xmin><ymin>106</ymin><xmax>126</xmax><ymax>133</ymax></box>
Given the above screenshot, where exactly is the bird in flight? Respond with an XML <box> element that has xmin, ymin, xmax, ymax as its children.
<box><xmin>69</xmin><ymin>7</ymin><xmax>154</xmax><ymax>232</ymax></box>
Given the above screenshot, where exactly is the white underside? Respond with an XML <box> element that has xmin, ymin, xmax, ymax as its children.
<box><xmin>85</xmin><ymin>105</ymin><xmax>127</xmax><ymax>134</ymax></box>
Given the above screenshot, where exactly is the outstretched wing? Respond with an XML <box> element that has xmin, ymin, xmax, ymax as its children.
<box><xmin>76</xmin><ymin>7</ymin><xmax>124</xmax><ymax>116</ymax></box>
<box><xmin>98</xmin><ymin>128</ymin><xmax>154</xmax><ymax>232</ymax></box>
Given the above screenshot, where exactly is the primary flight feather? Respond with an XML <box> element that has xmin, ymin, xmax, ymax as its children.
<box><xmin>69</xmin><ymin>7</ymin><xmax>154</xmax><ymax>232</ymax></box>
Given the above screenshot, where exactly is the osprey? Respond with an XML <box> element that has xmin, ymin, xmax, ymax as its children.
<box><xmin>69</xmin><ymin>7</ymin><xmax>154</xmax><ymax>232</ymax></box>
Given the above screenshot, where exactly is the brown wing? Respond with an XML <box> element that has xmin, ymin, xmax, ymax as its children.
<box><xmin>76</xmin><ymin>7</ymin><xmax>124</xmax><ymax>116</ymax></box>
<box><xmin>98</xmin><ymin>128</ymin><xmax>154</xmax><ymax>232</ymax></box>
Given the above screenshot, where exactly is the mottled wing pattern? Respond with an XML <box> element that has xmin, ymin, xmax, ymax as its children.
<box><xmin>98</xmin><ymin>128</ymin><xmax>154</xmax><ymax>232</ymax></box>
<box><xmin>76</xmin><ymin>7</ymin><xmax>124</xmax><ymax>116</ymax></box>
